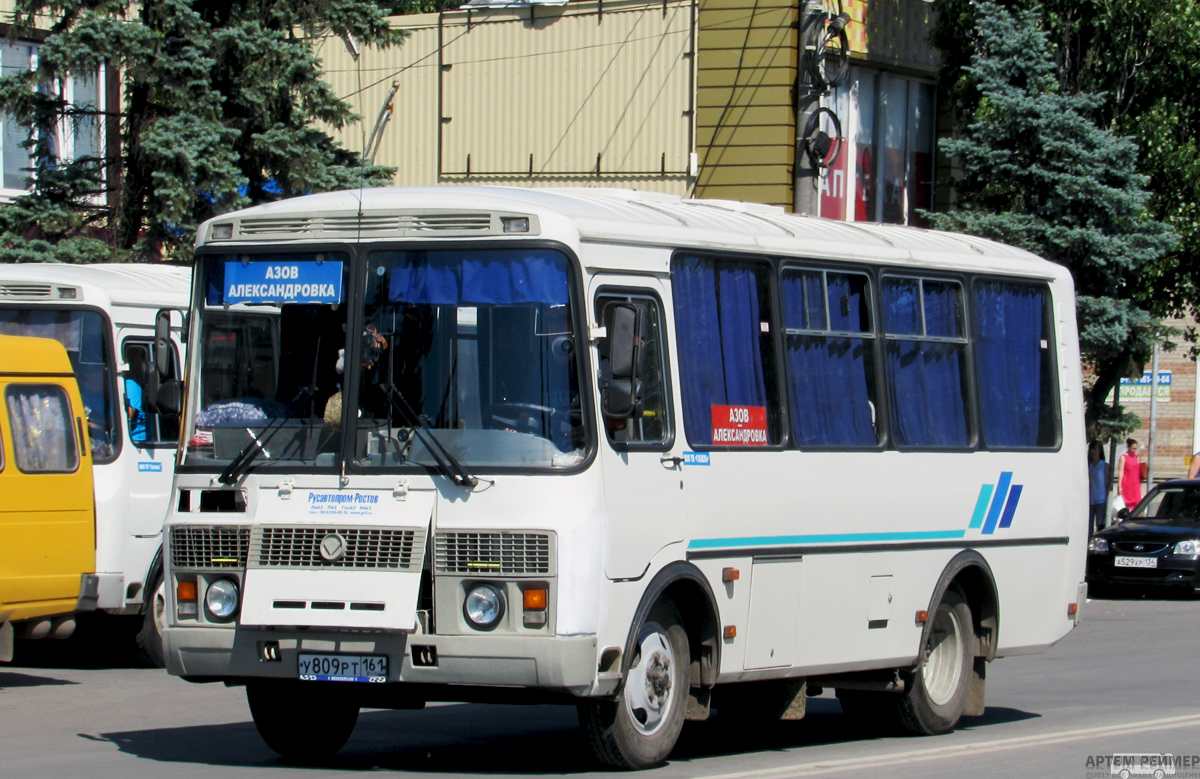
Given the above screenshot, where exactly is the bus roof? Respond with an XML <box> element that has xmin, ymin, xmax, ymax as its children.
<box><xmin>195</xmin><ymin>186</ymin><xmax>1067</xmax><ymax>281</ymax></box>
<box><xmin>0</xmin><ymin>333</ymin><xmax>74</xmax><ymax>375</ymax></box>
<box><xmin>0</xmin><ymin>263</ymin><xmax>191</xmax><ymax>310</ymax></box>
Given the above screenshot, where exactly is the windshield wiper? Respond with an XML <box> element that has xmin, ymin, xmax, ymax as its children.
<box><xmin>380</xmin><ymin>382</ymin><xmax>478</xmax><ymax>488</ymax></box>
<box><xmin>217</xmin><ymin>387</ymin><xmax>314</xmax><ymax>485</ymax></box>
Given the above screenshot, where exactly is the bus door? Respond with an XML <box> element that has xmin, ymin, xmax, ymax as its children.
<box><xmin>119</xmin><ymin>334</ymin><xmax>180</xmax><ymax>537</ymax></box>
<box><xmin>591</xmin><ymin>279</ymin><xmax>684</xmax><ymax>579</ymax></box>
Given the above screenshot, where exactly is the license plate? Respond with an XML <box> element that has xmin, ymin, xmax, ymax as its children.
<box><xmin>298</xmin><ymin>653</ymin><xmax>388</xmax><ymax>683</ymax></box>
<box><xmin>1114</xmin><ymin>556</ymin><xmax>1158</xmax><ymax>569</ymax></box>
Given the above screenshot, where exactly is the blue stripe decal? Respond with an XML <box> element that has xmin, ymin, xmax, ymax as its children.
<box><xmin>998</xmin><ymin>484</ymin><xmax>1023</xmax><ymax>529</ymax></box>
<box><xmin>687</xmin><ymin>529</ymin><xmax>967</xmax><ymax>550</ymax></box>
<box><xmin>968</xmin><ymin>485</ymin><xmax>994</xmax><ymax>529</ymax></box>
<box><xmin>982</xmin><ymin>472</ymin><xmax>1013</xmax><ymax>535</ymax></box>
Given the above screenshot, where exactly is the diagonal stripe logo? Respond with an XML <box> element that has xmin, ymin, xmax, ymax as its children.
<box><xmin>969</xmin><ymin>472</ymin><xmax>1023</xmax><ymax>535</ymax></box>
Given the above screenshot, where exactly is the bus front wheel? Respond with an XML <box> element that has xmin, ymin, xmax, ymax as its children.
<box><xmin>897</xmin><ymin>585</ymin><xmax>974</xmax><ymax>735</ymax></box>
<box><xmin>579</xmin><ymin>600</ymin><xmax>690</xmax><ymax>770</ymax></box>
<box><xmin>134</xmin><ymin>575</ymin><xmax>166</xmax><ymax>668</ymax></box>
<box><xmin>247</xmin><ymin>680</ymin><xmax>359</xmax><ymax>760</ymax></box>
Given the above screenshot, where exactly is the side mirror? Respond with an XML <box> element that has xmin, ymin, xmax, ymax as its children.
<box><xmin>606</xmin><ymin>303</ymin><xmax>648</xmax><ymax>379</ymax></box>
<box><xmin>154</xmin><ymin>309</ymin><xmax>173</xmax><ymax>379</ymax></box>
<box><xmin>156</xmin><ymin>379</ymin><xmax>182</xmax><ymax>418</ymax></box>
<box><xmin>1116</xmin><ymin>508</ymin><xmax>1129</xmax><ymax>520</ymax></box>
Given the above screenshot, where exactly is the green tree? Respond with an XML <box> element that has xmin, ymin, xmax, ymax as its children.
<box><xmin>0</xmin><ymin>0</ymin><xmax>405</xmax><ymax>263</ymax></box>
<box><xmin>927</xmin><ymin>1</ymin><xmax>1177</xmax><ymax>440</ymax></box>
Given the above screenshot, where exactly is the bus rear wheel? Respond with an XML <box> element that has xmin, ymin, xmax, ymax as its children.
<box><xmin>896</xmin><ymin>585</ymin><xmax>973</xmax><ymax>735</ymax></box>
<box><xmin>247</xmin><ymin>680</ymin><xmax>359</xmax><ymax>760</ymax></box>
<box><xmin>579</xmin><ymin>600</ymin><xmax>690</xmax><ymax>770</ymax></box>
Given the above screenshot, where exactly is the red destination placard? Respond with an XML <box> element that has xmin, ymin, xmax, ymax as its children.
<box><xmin>711</xmin><ymin>405</ymin><xmax>768</xmax><ymax>446</ymax></box>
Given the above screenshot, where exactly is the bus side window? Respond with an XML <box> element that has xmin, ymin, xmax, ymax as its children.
<box><xmin>122</xmin><ymin>339</ymin><xmax>180</xmax><ymax>445</ymax></box>
<box><xmin>881</xmin><ymin>276</ymin><xmax>972</xmax><ymax>449</ymax></box>
<box><xmin>596</xmin><ymin>292</ymin><xmax>670</xmax><ymax>447</ymax></box>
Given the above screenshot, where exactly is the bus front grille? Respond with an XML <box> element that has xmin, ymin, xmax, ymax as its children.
<box><xmin>250</xmin><ymin>527</ymin><xmax>423</xmax><ymax>570</ymax></box>
<box><xmin>434</xmin><ymin>531</ymin><xmax>553</xmax><ymax>576</ymax></box>
<box><xmin>170</xmin><ymin>526</ymin><xmax>251</xmax><ymax>569</ymax></box>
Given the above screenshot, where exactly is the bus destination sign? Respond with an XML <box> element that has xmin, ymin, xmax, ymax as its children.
<box><xmin>711</xmin><ymin>405</ymin><xmax>768</xmax><ymax>446</ymax></box>
<box><xmin>224</xmin><ymin>260</ymin><xmax>343</xmax><ymax>304</ymax></box>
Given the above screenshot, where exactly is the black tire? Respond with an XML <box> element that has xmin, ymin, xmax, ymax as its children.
<box><xmin>134</xmin><ymin>574</ymin><xmax>166</xmax><ymax>668</ymax></box>
<box><xmin>247</xmin><ymin>680</ymin><xmax>359</xmax><ymax>760</ymax></box>
<box><xmin>895</xmin><ymin>585</ymin><xmax>974</xmax><ymax>735</ymax></box>
<box><xmin>579</xmin><ymin>600</ymin><xmax>690</xmax><ymax>770</ymax></box>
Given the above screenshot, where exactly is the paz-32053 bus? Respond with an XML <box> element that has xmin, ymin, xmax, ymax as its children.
<box><xmin>162</xmin><ymin>187</ymin><xmax>1086</xmax><ymax>769</ymax></box>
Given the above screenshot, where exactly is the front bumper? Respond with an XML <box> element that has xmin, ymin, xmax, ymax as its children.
<box><xmin>164</xmin><ymin>625</ymin><xmax>601</xmax><ymax>694</ymax></box>
<box><xmin>1086</xmin><ymin>555</ymin><xmax>1200</xmax><ymax>588</ymax></box>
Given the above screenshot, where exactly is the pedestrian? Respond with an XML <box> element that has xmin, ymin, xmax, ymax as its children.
<box><xmin>1087</xmin><ymin>441</ymin><xmax>1108</xmax><ymax>535</ymax></box>
<box><xmin>1118</xmin><ymin>438</ymin><xmax>1143</xmax><ymax>514</ymax></box>
<box><xmin>1189</xmin><ymin>450</ymin><xmax>1200</xmax><ymax>480</ymax></box>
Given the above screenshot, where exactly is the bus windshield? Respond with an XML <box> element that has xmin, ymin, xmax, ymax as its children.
<box><xmin>184</xmin><ymin>248</ymin><xmax>588</xmax><ymax>472</ymax></box>
<box><xmin>186</xmin><ymin>252</ymin><xmax>350</xmax><ymax>468</ymax></box>
<box><xmin>0</xmin><ymin>307</ymin><xmax>119</xmax><ymax>461</ymax></box>
<box><xmin>354</xmin><ymin>248</ymin><xmax>587</xmax><ymax>470</ymax></box>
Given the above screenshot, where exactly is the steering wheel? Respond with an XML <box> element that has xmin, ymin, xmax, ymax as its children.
<box><xmin>482</xmin><ymin>403</ymin><xmax>558</xmax><ymax>436</ymax></box>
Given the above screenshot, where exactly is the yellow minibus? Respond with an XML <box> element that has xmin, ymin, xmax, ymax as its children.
<box><xmin>0</xmin><ymin>334</ymin><xmax>97</xmax><ymax>662</ymax></box>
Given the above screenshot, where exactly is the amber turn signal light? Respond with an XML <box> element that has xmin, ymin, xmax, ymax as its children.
<box><xmin>523</xmin><ymin>588</ymin><xmax>547</xmax><ymax>610</ymax></box>
<box><xmin>177</xmin><ymin>581</ymin><xmax>198</xmax><ymax>601</ymax></box>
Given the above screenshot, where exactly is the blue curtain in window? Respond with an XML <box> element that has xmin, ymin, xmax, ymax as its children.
<box><xmin>883</xmin><ymin>280</ymin><xmax>968</xmax><ymax>448</ymax></box>
<box><xmin>974</xmin><ymin>282</ymin><xmax>1044</xmax><ymax>447</ymax></box>
<box><xmin>387</xmin><ymin>250</ymin><xmax>569</xmax><ymax>306</ymax></box>
<box><xmin>673</xmin><ymin>257</ymin><xmax>766</xmax><ymax>445</ymax></box>
<box><xmin>782</xmin><ymin>273</ymin><xmax>875</xmax><ymax>447</ymax></box>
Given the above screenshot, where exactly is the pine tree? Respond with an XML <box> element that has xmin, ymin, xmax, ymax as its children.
<box><xmin>0</xmin><ymin>1</ymin><xmax>404</xmax><ymax>263</ymax></box>
<box><xmin>927</xmin><ymin>1</ymin><xmax>1177</xmax><ymax>439</ymax></box>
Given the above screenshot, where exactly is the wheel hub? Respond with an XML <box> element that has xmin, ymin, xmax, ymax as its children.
<box><xmin>624</xmin><ymin>628</ymin><xmax>676</xmax><ymax>735</ymax></box>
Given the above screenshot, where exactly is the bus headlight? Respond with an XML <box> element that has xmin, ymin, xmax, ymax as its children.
<box><xmin>464</xmin><ymin>584</ymin><xmax>505</xmax><ymax>630</ymax></box>
<box><xmin>204</xmin><ymin>578</ymin><xmax>240</xmax><ymax>622</ymax></box>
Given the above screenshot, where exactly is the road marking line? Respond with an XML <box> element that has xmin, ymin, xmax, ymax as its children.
<box><xmin>699</xmin><ymin>713</ymin><xmax>1200</xmax><ymax>779</ymax></box>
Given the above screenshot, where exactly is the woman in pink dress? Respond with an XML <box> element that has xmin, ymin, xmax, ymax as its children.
<box><xmin>1118</xmin><ymin>438</ymin><xmax>1143</xmax><ymax>511</ymax></box>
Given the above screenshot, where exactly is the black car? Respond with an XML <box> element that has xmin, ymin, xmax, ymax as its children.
<box><xmin>1087</xmin><ymin>480</ymin><xmax>1200</xmax><ymax>595</ymax></box>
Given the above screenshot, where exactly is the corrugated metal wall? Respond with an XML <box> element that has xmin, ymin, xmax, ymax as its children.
<box><xmin>319</xmin><ymin>0</ymin><xmax>696</xmax><ymax>194</ymax></box>
<box><xmin>693</xmin><ymin>0</ymin><xmax>797</xmax><ymax>209</ymax></box>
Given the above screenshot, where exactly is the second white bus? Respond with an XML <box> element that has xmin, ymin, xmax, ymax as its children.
<box><xmin>0</xmin><ymin>263</ymin><xmax>190</xmax><ymax>664</ymax></box>
<box><xmin>162</xmin><ymin>187</ymin><xmax>1087</xmax><ymax>768</ymax></box>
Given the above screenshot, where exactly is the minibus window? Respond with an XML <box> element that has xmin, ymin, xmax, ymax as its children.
<box><xmin>781</xmin><ymin>268</ymin><xmax>880</xmax><ymax>447</ymax></box>
<box><xmin>122</xmin><ymin>340</ymin><xmax>181</xmax><ymax>445</ymax></box>
<box><xmin>595</xmin><ymin>292</ymin><xmax>670</xmax><ymax>446</ymax></box>
<box><xmin>671</xmin><ymin>255</ymin><xmax>782</xmax><ymax>448</ymax></box>
<box><xmin>881</xmin><ymin>276</ymin><xmax>971</xmax><ymax>448</ymax></box>
<box><xmin>5</xmin><ymin>384</ymin><xmax>79</xmax><ymax>473</ymax></box>
<box><xmin>972</xmin><ymin>280</ymin><xmax>1059</xmax><ymax>449</ymax></box>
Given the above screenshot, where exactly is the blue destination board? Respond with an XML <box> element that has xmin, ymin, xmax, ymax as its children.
<box><xmin>224</xmin><ymin>260</ymin><xmax>343</xmax><ymax>304</ymax></box>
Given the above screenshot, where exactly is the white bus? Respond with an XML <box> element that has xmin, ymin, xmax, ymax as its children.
<box><xmin>163</xmin><ymin>187</ymin><xmax>1087</xmax><ymax>768</ymax></box>
<box><xmin>0</xmin><ymin>263</ymin><xmax>190</xmax><ymax>664</ymax></box>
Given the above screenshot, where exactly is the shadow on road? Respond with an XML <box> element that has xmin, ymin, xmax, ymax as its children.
<box><xmin>0</xmin><ymin>670</ymin><xmax>79</xmax><ymax>689</ymax></box>
<box><xmin>90</xmin><ymin>697</ymin><xmax>1042</xmax><ymax>774</ymax></box>
<box><xmin>9</xmin><ymin>612</ymin><xmax>144</xmax><ymax>670</ymax></box>
<box><xmin>1089</xmin><ymin>586</ymin><xmax>1199</xmax><ymax>602</ymax></box>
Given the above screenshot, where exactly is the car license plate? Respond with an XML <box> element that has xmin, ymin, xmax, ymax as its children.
<box><xmin>1114</xmin><ymin>556</ymin><xmax>1158</xmax><ymax>569</ymax></box>
<box><xmin>298</xmin><ymin>653</ymin><xmax>388</xmax><ymax>683</ymax></box>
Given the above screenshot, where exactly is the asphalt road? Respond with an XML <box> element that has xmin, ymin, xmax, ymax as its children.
<box><xmin>2</xmin><ymin>592</ymin><xmax>1198</xmax><ymax>779</ymax></box>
